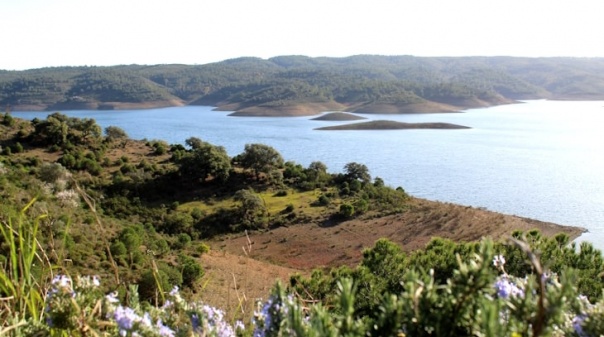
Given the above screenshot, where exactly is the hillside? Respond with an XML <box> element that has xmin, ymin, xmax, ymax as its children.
<box><xmin>7</xmin><ymin>110</ymin><xmax>604</xmax><ymax>337</ymax></box>
<box><xmin>0</xmin><ymin>111</ymin><xmax>588</xmax><ymax>321</ymax></box>
<box><xmin>2</xmin><ymin>56</ymin><xmax>604</xmax><ymax>115</ymax></box>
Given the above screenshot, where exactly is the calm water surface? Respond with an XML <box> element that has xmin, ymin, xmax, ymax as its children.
<box><xmin>14</xmin><ymin>100</ymin><xmax>604</xmax><ymax>249</ymax></box>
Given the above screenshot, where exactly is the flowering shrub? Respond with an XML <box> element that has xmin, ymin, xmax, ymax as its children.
<box><xmin>28</xmin><ymin>277</ymin><xmax>244</xmax><ymax>337</ymax></box>
<box><xmin>3</xmin><ymin>239</ymin><xmax>604</xmax><ymax>336</ymax></box>
<box><xmin>3</xmin><ymin>204</ymin><xmax>604</xmax><ymax>337</ymax></box>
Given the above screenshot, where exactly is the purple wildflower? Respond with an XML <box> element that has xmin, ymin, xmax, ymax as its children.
<box><xmin>191</xmin><ymin>314</ymin><xmax>200</xmax><ymax>331</ymax></box>
<box><xmin>114</xmin><ymin>306</ymin><xmax>139</xmax><ymax>331</ymax></box>
<box><xmin>573</xmin><ymin>314</ymin><xmax>588</xmax><ymax>337</ymax></box>
<box><xmin>169</xmin><ymin>285</ymin><xmax>179</xmax><ymax>296</ymax></box>
<box><xmin>157</xmin><ymin>320</ymin><xmax>175</xmax><ymax>337</ymax></box>
<box><xmin>494</xmin><ymin>276</ymin><xmax>524</xmax><ymax>299</ymax></box>
<box><xmin>51</xmin><ymin>274</ymin><xmax>72</xmax><ymax>288</ymax></box>
<box><xmin>191</xmin><ymin>304</ymin><xmax>237</xmax><ymax>337</ymax></box>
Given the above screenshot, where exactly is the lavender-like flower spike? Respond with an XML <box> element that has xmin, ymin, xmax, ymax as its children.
<box><xmin>51</xmin><ymin>274</ymin><xmax>72</xmax><ymax>288</ymax></box>
<box><xmin>494</xmin><ymin>276</ymin><xmax>524</xmax><ymax>299</ymax></box>
<box><xmin>169</xmin><ymin>285</ymin><xmax>179</xmax><ymax>296</ymax></box>
<box><xmin>156</xmin><ymin>319</ymin><xmax>175</xmax><ymax>337</ymax></box>
<box><xmin>114</xmin><ymin>305</ymin><xmax>139</xmax><ymax>332</ymax></box>
<box><xmin>573</xmin><ymin>314</ymin><xmax>588</xmax><ymax>337</ymax></box>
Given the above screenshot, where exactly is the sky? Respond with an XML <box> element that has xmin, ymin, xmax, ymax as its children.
<box><xmin>2</xmin><ymin>0</ymin><xmax>602</xmax><ymax>70</ymax></box>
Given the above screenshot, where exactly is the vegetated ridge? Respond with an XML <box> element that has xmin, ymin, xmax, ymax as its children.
<box><xmin>2</xmin><ymin>55</ymin><xmax>604</xmax><ymax>115</ymax></box>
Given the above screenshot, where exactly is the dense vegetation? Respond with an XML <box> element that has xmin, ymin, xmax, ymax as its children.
<box><xmin>2</xmin><ymin>56</ymin><xmax>604</xmax><ymax>112</ymax></box>
<box><xmin>0</xmin><ymin>111</ymin><xmax>409</xmax><ymax>308</ymax></box>
<box><xmin>2</xmin><ymin>112</ymin><xmax>604</xmax><ymax>336</ymax></box>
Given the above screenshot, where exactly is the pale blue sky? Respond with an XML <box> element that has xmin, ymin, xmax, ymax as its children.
<box><xmin>2</xmin><ymin>0</ymin><xmax>602</xmax><ymax>70</ymax></box>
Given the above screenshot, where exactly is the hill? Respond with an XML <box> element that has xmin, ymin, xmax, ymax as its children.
<box><xmin>2</xmin><ymin>56</ymin><xmax>604</xmax><ymax>115</ymax></box>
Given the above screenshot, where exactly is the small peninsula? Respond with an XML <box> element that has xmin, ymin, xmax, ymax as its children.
<box><xmin>315</xmin><ymin>120</ymin><xmax>470</xmax><ymax>130</ymax></box>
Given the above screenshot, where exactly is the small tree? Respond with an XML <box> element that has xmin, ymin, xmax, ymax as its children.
<box><xmin>185</xmin><ymin>136</ymin><xmax>205</xmax><ymax>150</ymax></box>
<box><xmin>239</xmin><ymin>143</ymin><xmax>284</xmax><ymax>180</ymax></box>
<box><xmin>104</xmin><ymin>126</ymin><xmax>129</xmax><ymax>141</ymax></box>
<box><xmin>178</xmin><ymin>143</ymin><xmax>231</xmax><ymax>183</ymax></box>
<box><xmin>344</xmin><ymin>162</ymin><xmax>371</xmax><ymax>184</ymax></box>
<box><xmin>234</xmin><ymin>189</ymin><xmax>267</xmax><ymax>225</ymax></box>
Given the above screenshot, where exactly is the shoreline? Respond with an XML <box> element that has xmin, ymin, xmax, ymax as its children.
<box><xmin>9</xmin><ymin>96</ymin><xmax>603</xmax><ymax>116</ymax></box>
<box><xmin>8</xmin><ymin>99</ymin><xmax>504</xmax><ymax>115</ymax></box>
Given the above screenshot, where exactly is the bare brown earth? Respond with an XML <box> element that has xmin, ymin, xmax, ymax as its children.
<box><xmin>209</xmin><ymin>198</ymin><xmax>584</xmax><ymax>271</ymax></box>
<box><xmin>196</xmin><ymin>250</ymin><xmax>297</xmax><ymax>320</ymax></box>
<box><xmin>197</xmin><ymin>197</ymin><xmax>584</xmax><ymax>319</ymax></box>
<box><xmin>315</xmin><ymin>120</ymin><xmax>470</xmax><ymax>130</ymax></box>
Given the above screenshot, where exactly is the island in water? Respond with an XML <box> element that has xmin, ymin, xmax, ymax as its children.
<box><xmin>315</xmin><ymin>120</ymin><xmax>470</xmax><ymax>130</ymax></box>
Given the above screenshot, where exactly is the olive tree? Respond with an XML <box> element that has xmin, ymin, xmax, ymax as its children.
<box><xmin>234</xmin><ymin>189</ymin><xmax>267</xmax><ymax>226</ymax></box>
<box><xmin>178</xmin><ymin>143</ymin><xmax>231</xmax><ymax>183</ymax></box>
<box><xmin>104</xmin><ymin>126</ymin><xmax>129</xmax><ymax>141</ymax></box>
<box><xmin>344</xmin><ymin>162</ymin><xmax>371</xmax><ymax>184</ymax></box>
<box><xmin>239</xmin><ymin>143</ymin><xmax>284</xmax><ymax>180</ymax></box>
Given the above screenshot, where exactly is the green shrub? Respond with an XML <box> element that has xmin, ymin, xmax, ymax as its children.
<box><xmin>197</xmin><ymin>242</ymin><xmax>210</xmax><ymax>255</ymax></box>
<box><xmin>339</xmin><ymin>203</ymin><xmax>355</xmax><ymax>217</ymax></box>
<box><xmin>180</xmin><ymin>256</ymin><xmax>204</xmax><ymax>287</ymax></box>
<box><xmin>12</xmin><ymin>142</ymin><xmax>23</xmax><ymax>153</ymax></box>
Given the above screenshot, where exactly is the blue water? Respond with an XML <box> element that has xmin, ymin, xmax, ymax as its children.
<box><xmin>13</xmin><ymin>100</ymin><xmax>604</xmax><ymax>249</ymax></box>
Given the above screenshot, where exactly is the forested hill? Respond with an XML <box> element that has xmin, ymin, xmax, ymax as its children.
<box><xmin>2</xmin><ymin>55</ymin><xmax>604</xmax><ymax>114</ymax></box>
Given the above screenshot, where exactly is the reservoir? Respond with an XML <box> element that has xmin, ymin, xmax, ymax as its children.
<box><xmin>14</xmin><ymin>100</ymin><xmax>604</xmax><ymax>249</ymax></box>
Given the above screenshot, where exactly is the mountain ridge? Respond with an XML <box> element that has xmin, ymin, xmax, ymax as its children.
<box><xmin>3</xmin><ymin>55</ymin><xmax>604</xmax><ymax>115</ymax></box>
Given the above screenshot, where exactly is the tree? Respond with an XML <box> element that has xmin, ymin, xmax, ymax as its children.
<box><xmin>78</xmin><ymin>118</ymin><xmax>102</xmax><ymax>143</ymax></box>
<box><xmin>185</xmin><ymin>137</ymin><xmax>205</xmax><ymax>150</ymax></box>
<box><xmin>104</xmin><ymin>126</ymin><xmax>128</xmax><ymax>140</ymax></box>
<box><xmin>39</xmin><ymin>163</ymin><xmax>69</xmax><ymax>184</ymax></box>
<box><xmin>306</xmin><ymin>161</ymin><xmax>329</xmax><ymax>184</ymax></box>
<box><xmin>234</xmin><ymin>189</ymin><xmax>266</xmax><ymax>225</ymax></box>
<box><xmin>308</xmin><ymin>161</ymin><xmax>327</xmax><ymax>176</ymax></box>
<box><xmin>344</xmin><ymin>162</ymin><xmax>371</xmax><ymax>184</ymax></box>
<box><xmin>239</xmin><ymin>143</ymin><xmax>284</xmax><ymax>180</ymax></box>
<box><xmin>179</xmin><ymin>255</ymin><xmax>204</xmax><ymax>287</ymax></box>
<box><xmin>179</xmin><ymin>143</ymin><xmax>231</xmax><ymax>183</ymax></box>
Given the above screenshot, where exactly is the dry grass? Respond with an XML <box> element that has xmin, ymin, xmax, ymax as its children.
<box><xmin>209</xmin><ymin>197</ymin><xmax>584</xmax><ymax>271</ymax></box>
<box><xmin>192</xmin><ymin>248</ymin><xmax>298</xmax><ymax>322</ymax></box>
<box><xmin>197</xmin><ymin>197</ymin><xmax>583</xmax><ymax>319</ymax></box>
